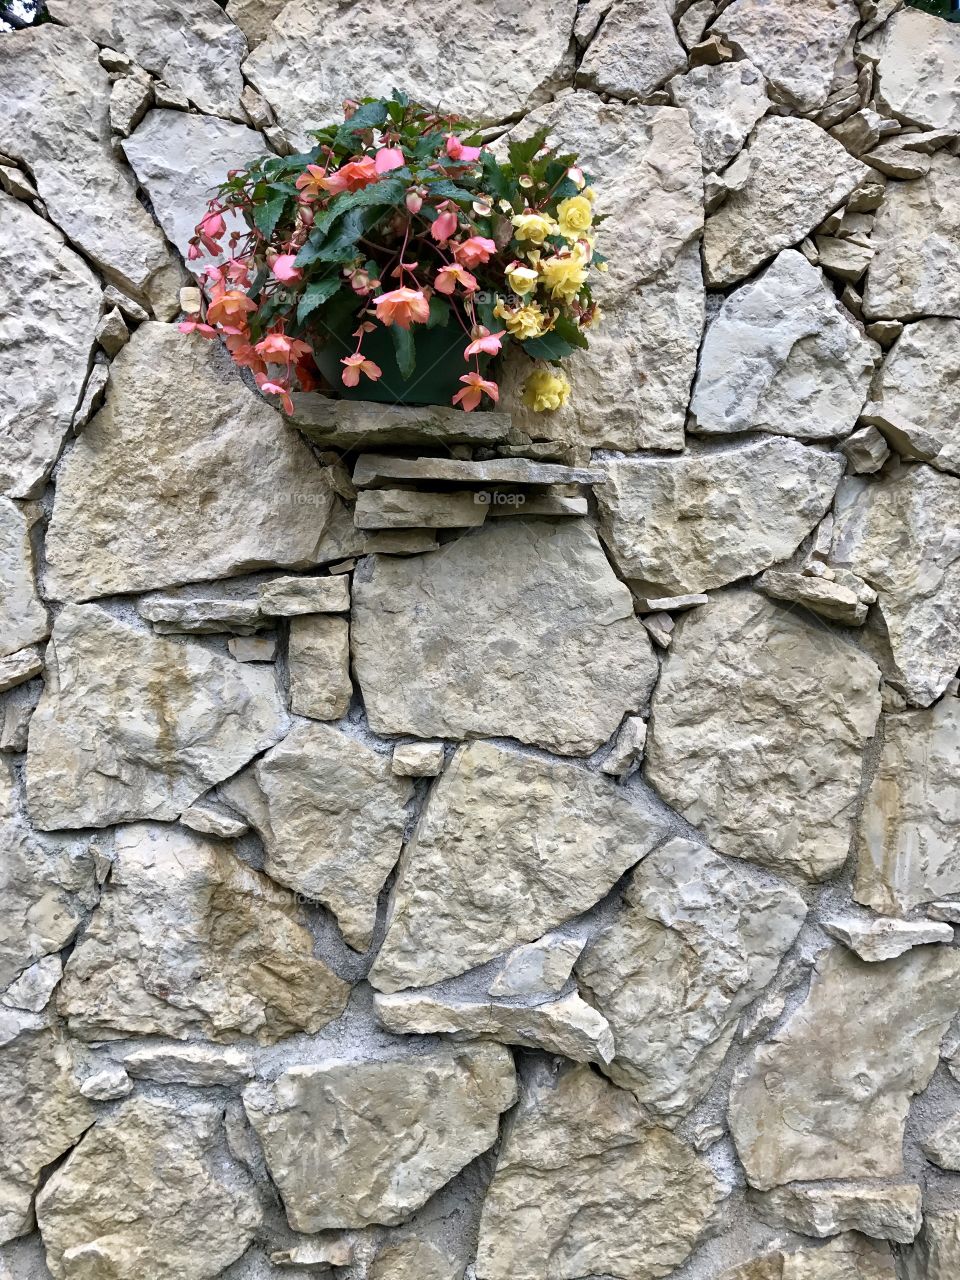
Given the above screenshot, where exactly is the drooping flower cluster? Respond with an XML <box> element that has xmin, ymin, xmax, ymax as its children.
<box><xmin>181</xmin><ymin>94</ymin><xmax>604</xmax><ymax>412</ymax></box>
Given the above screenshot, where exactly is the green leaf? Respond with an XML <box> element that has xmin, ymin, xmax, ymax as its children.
<box><xmin>424</xmin><ymin>178</ymin><xmax>476</xmax><ymax>203</ymax></box>
<box><xmin>507</xmin><ymin>126</ymin><xmax>550</xmax><ymax>175</ymax></box>
<box><xmin>480</xmin><ymin>151</ymin><xmax>512</xmax><ymax>203</ymax></box>
<box><xmin>521</xmin><ymin>330</ymin><xmax>577</xmax><ymax>360</ymax></box>
<box><xmin>253</xmin><ymin>193</ymin><xmax>287</xmax><ymax>240</ymax></box>
<box><xmin>552</xmin><ymin>312</ymin><xmax>590</xmax><ymax>351</ymax></box>
<box><xmin>334</xmin><ymin>99</ymin><xmax>389</xmax><ymax>148</ymax></box>
<box><xmin>295</xmin><ymin>206</ymin><xmax>382</xmax><ymax>267</ymax></box>
<box><xmin>311</xmin><ymin>177</ymin><xmax>406</xmax><ymax>238</ymax></box>
<box><xmin>426</xmin><ymin>295</ymin><xmax>451</xmax><ymax>328</ymax></box>
<box><xmin>297</xmin><ymin>276</ymin><xmax>342</xmax><ymax>325</ymax></box>
<box><xmin>391</xmin><ymin>324</ymin><xmax>416</xmax><ymax>380</ymax></box>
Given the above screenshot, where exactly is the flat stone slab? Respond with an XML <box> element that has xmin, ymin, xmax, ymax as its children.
<box><xmin>352</xmin><ymin>454</ymin><xmax>605</xmax><ymax>489</ymax></box>
<box><xmin>354</xmin><ymin>489</ymin><xmax>488</xmax><ymax>530</ymax></box>
<box><xmin>289</xmin><ymin>396</ymin><xmax>523</xmax><ymax>447</ymax></box>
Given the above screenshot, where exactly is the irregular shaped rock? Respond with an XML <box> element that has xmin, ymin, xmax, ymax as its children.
<box><xmin>228</xmin><ymin>636</ymin><xmax>276</xmax><ymax>662</ymax></box>
<box><xmin>668</xmin><ymin>61</ymin><xmax>770</xmax><ymax>172</ymax></box>
<box><xmin>690</xmin><ymin>250</ymin><xmax>877</xmax><ymax>440</ymax></box>
<box><xmin>752</xmin><ymin>1181</ymin><xmax>923</xmax><ymax>1243</ymax></box>
<box><xmin>124</xmin><ymin>1045</ymin><xmax>253</xmax><ymax>1086</ymax></box>
<box><xmin>757</xmin><ymin>570</ymin><xmax>870</xmax><ymax>625</ymax></box>
<box><xmin>854</xmin><ymin>692</ymin><xmax>960</xmax><ymax>914</ymax></box>
<box><xmin>720</xmin><ymin>1235</ymin><xmax>896</xmax><ymax>1280</ymax></box>
<box><xmin>577</xmin><ymin>838</ymin><xmax>806</xmax><ymax>1121</ymax></box>
<box><xmin>109</xmin><ymin>72</ymin><xmax>152</xmax><ymax>138</ymax></box>
<box><xmin>0</xmin><ymin>501</ymin><xmax>47</xmax><ymax>660</ymax></box>
<box><xmin>355</xmin><ymin>489</ymin><xmax>487</xmax><ymax>530</ymax></box>
<box><xmin>823</xmin><ymin>915</ymin><xmax>953</xmax><ymax>961</ymax></box>
<box><xmin>703</xmin><ymin>116</ymin><xmax>868</xmax><ymax>287</ymax></box>
<box><xmin>46</xmin><ymin>324</ymin><xmax>335</xmax><ymax>601</ymax></box>
<box><xmin>79</xmin><ymin>1062</ymin><xmax>132</xmax><ymax>1102</ymax></box>
<box><xmin>138</xmin><ymin>596</ymin><xmax>263</xmax><ymax>635</ymax></box>
<box><xmin>873</xmin><ymin>319</ymin><xmax>960</xmax><ymax>476</ymax></box>
<box><xmin>57</xmin><ymin>822</ymin><xmax>350</xmax><ymax>1043</ymax></box>
<box><xmin>0</xmin><ymin>194</ymin><xmax>100</xmax><ymax>500</ymax></box>
<box><xmin>0</xmin><ymin>27</ymin><xmax>182</xmax><ymax>317</ymax></box>
<box><xmin>601</xmin><ymin>715</ymin><xmax>647</xmax><ymax>778</ymax></box>
<box><xmin>353</xmin><ymin>454</ymin><xmax>601</xmax><ymax>489</ymax></box>
<box><xmin>369</xmin><ymin>1239</ymin><xmax>459</xmax><ymax>1280</ymax></box>
<box><xmin>729</xmin><ymin>944</ymin><xmax>960</xmax><ymax>1188</ymax></box>
<box><xmin>243</xmin><ymin>1045</ymin><xmax>516</xmax><ymax>1230</ymax></box>
<box><xmin>863</xmin><ymin>155</ymin><xmax>960</xmax><ymax>320</ymax></box>
<box><xmin>714</xmin><ymin>0</ymin><xmax>859</xmax><ymax>113</ymax></box>
<box><xmin>47</xmin><ymin>0</ymin><xmax>247</xmax><ymax>119</ymax></box>
<box><xmin>353</xmin><ymin>520</ymin><xmax>659</xmax><ymax>756</ymax></box>
<box><xmin>26</xmin><ymin>604</ymin><xmax>285</xmax><ymax>830</ymax></box>
<box><xmin>244</xmin><ymin>0</ymin><xmax>577</xmax><ymax>147</ymax></box>
<box><xmin>36</xmin><ymin>1097</ymin><xmax>261</xmax><ymax>1280</ymax></box>
<box><xmin>830</xmin><ymin>465</ymin><xmax>960</xmax><ymax>706</ymax></box>
<box><xmin>223</xmin><ymin>722</ymin><xmax>411</xmax><ymax>951</ymax></box>
<box><xmin>901</xmin><ymin>1210</ymin><xmax>960</xmax><ymax>1280</ymax></box>
<box><xmin>123</xmin><ymin>111</ymin><xmax>265</xmax><ymax>270</ymax></box>
<box><xmin>370</xmin><ymin>740</ymin><xmax>669</xmax><ymax>992</ymax></box>
<box><xmin>258</xmin><ymin>574</ymin><xmax>350</xmax><ymax>615</ymax></box>
<box><xmin>1</xmin><ymin>956</ymin><xmax>63</xmax><ymax>1014</ymax></box>
<box><xmin>0</xmin><ymin>1024</ymin><xmax>94</xmax><ymax>1244</ymax></box>
<box><xmin>597</xmin><ymin>439</ymin><xmax>843</xmax><ymax>595</ymax></box>
<box><xmin>226</xmin><ymin>0</ymin><xmax>284</xmax><ymax>48</ymax></box>
<box><xmin>180</xmin><ymin>803</ymin><xmax>249</xmax><ymax>839</ymax></box>
<box><xmin>475</xmin><ymin>1062</ymin><xmax>719</xmax><ymax>1280</ymax></box>
<box><xmin>875</xmin><ymin>7</ymin><xmax>960</xmax><ymax>132</ymax></box>
<box><xmin>0</xmin><ymin>649</ymin><xmax>42</xmax><ymax>693</ymax></box>
<box><xmin>488</xmin><ymin>936</ymin><xmax>585</xmax><ymax>999</ymax></box>
<box><xmin>576</xmin><ymin>0</ymin><xmax>686</xmax><ymax>98</ymax></box>
<box><xmin>645</xmin><ymin>591</ymin><xmax>881</xmax><ymax>880</ymax></box>
<box><xmin>289</xmin><ymin>397</ymin><xmax>519</xmax><ymax>448</ymax></box>
<box><xmin>288</xmin><ymin>615</ymin><xmax>352</xmax><ymax>720</ymax></box>
<box><xmin>922</xmin><ymin>1114</ymin><xmax>960</xmax><ymax>1170</ymax></box>
<box><xmin>842</xmin><ymin>425</ymin><xmax>890</xmax><ymax>474</ymax></box>
<box><xmin>0</xmin><ymin>682</ymin><xmax>40</xmax><ymax>754</ymax></box>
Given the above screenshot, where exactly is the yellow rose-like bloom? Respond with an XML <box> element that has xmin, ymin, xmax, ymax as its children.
<box><xmin>523</xmin><ymin>368</ymin><xmax>571</xmax><ymax>413</ymax></box>
<box><xmin>512</xmin><ymin>211</ymin><xmax>557</xmax><ymax>245</ymax></box>
<box><xmin>556</xmin><ymin>195</ymin><xmax>593</xmax><ymax>240</ymax></box>
<box><xmin>494</xmin><ymin>299</ymin><xmax>549</xmax><ymax>340</ymax></box>
<box><xmin>506</xmin><ymin>263</ymin><xmax>539</xmax><ymax>295</ymax></box>
<box><xmin>539</xmin><ymin>251</ymin><xmax>589</xmax><ymax>302</ymax></box>
<box><xmin>582</xmin><ymin>186</ymin><xmax>597</xmax><ymax>204</ymax></box>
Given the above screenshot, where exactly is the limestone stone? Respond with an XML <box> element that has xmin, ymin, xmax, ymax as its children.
<box><xmin>863</xmin><ymin>141</ymin><xmax>931</xmax><ymax>181</ymax></box>
<box><xmin>922</xmin><ymin>1114</ymin><xmax>960</xmax><ymax>1170</ymax></box>
<box><xmin>842</xmin><ymin>425</ymin><xmax>890</xmax><ymax>473</ymax></box>
<box><xmin>57</xmin><ymin>822</ymin><xmax>350</xmax><ymax>1043</ymax></box>
<box><xmin>1</xmin><ymin>956</ymin><xmax>62</xmax><ymax>1014</ymax></box>
<box><xmin>0</xmin><ymin>1024</ymin><xmax>94</xmax><ymax>1244</ymax></box>
<box><xmin>391</xmin><ymin>742</ymin><xmax>445</xmax><ymax>777</ymax></box>
<box><xmin>0</xmin><ymin>193</ymin><xmax>100</xmax><ymax>500</ymax></box>
<box><xmin>0</xmin><ymin>502</ymin><xmax>47</xmax><ymax>660</ymax></box>
<box><xmin>0</xmin><ymin>650</ymin><xmax>42</xmax><ymax>694</ymax></box>
<box><xmin>370</xmin><ymin>740</ymin><xmax>669</xmax><ymax>992</ymax></box>
<box><xmin>46</xmin><ymin>325</ymin><xmax>336</xmax><ymax>601</ymax></box>
<box><xmin>222</xmin><ymin>722</ymin><xmax>412</xmax><ymax>951</ymax></box>
<box><xmin>36</xmin><ymin>1097</ymin><xmax>261</xmax><ymax>1280</ymax></box>
<box><xmin>597</xmin><ymin>439</ymin><xmax>843</xmax><ymax>595</ymax></box>
<box><xmin>859</xmin><ymin>402</ymin><xmax>943</xmax><ymax>466</ymax></box>
<box><xmin>353</xmin><ymin>454</ymin><xmax>602</xmax><ymax>489</ymax></box>
<box><xmin>601</xmin><ymin>715</ymin><xmax>648</xmax><ymax>778</ymax></box>
<box><xmin>108</xmin><ymin>73</ymin><xmax>152</xmax><ymax>138</ymax></box>
<box><xmin>180</xmin><ymin>804</ymin><xmax>249</xmax><ymax>839</ymax></box>
<box><xmin>46</xmin><ymin>0</ymin><xmax>247</xmax><ymax>120</ymax></box>
<box><xmin>93</xmin><ymin>308</ymin><xmax>129</xmax><ymax>358</ymax></box>
<box><xmin>719</xmin><ymin>1235</ymin><xmax>896</xmax><ymax>1280</ymax></box>
<box><xmin>26</xmin><ymin>604</ymin><xmax>286</xmax><ymax>830</ymax></box>
<box><xmin>645</xmin><ymin>591</ymin><xmax>881</xmax><ymax>881</ymax></box>
<box><xmin>363</xmin><ymin>529</ymin><xmax>439</xmax><ymax>555</ymax></box>
<box><xmin>123</xmin><ymin>111</ymin><xmax>266</xmax><ymax>268</ymax></box>
<box><xmin>229</xmin><ymin>636</ymin><xmax>277</xmax><ymax>662</ymax></box>
<box><xmin>354</xmin><ymin>490</ymin><xmax>487</xmax><ymax>531</ymax></box>
<box><xmin>576</xmin><ymin>0</ymin><xmax>687</xmax><ymax>99</ymax></box>
<box><xmin>823</xmin><ymin>915</ymin><xmax>953</xmax><ymax>960</ymax></box>
<box><xmin>817</xmin><ymin>234</ymin><xmax>875</xmax><ymax>281</ymax></box>
<box><xmin>124</xmin><ymin>1045</ymin><xmax>253</xmax><ymax>1086</ymax></box>
<box><xmin>226</xmin><ymin>0</ymin><xmax>285</xmax><ymax>48</ymax></box>
<box><xmin>79</xmin><ymin>1062</ymin><xmax>132</xmax><ymax>1102</ymax></box>
<box><xmin>678</xmin><ymin>0</ymin><xmax>715</xmax><ymax>49</ymax></box>
<box><xmin>488</xmin><ymin>936</ymin><xmax>585</xmax><ymax>999</ymax></box>
<box><xmin>714</xmin><ymin>0</ymin><xmax>859</xmax><ymax>112</ymax></box>
<box><xmin>578</xmin><ymin>838</ymin><xmax>806</xmax><ymax>1122</ymax></box>
<box><xmin>875</xmin><ymin>8</ymin><xmax>960</xmax><ymax>132</ymax></box>
<box><xmin>258</xmin><ymin>574</ymin><xmax>350</xmax><ymax>615</ymax></box>
<box><xmin>475</xmin><ymin>1062</ymin><xmax>719</xmax><ymax>1280</ymax></box>
<box><xmin>243</xmin><ymin>0</ymin><xmax>577</xmax><ymax>147</ymax></box>
<box><xmin>830</xmin><ymin>465</ymin><xmax>960</xmax><ymax>706</ymax></box>
<box><xmin>289</xmin><ymin>397</ymin><xmax>519</xmax><ymax>448</ymax></box>
<box><xmin>729</xmin><ymin>944</ymin><xmax>960</xmax><ymax>1188</ymax></box>
<box><xmin>691</xmin><ymin>250</ymin><xmax>877</xmax><ymax>440</ymax></box>
<box><xmin>0</xmin><ymin>682</ymin><xmax>40</xmax><ymax>754</ymax></box>
<box><xmin>369</xmin><ymin>1239</ymin><xmax>459</xmax><ymax>1280</ymax></box>
<box><xmin>288</xmin><ymin>616</ymin><xmax>352</xmax><ymax>720</ymax></box>
<box><xmin>757</xmin><ymin>570</ymin><xmax>870</xmax><ymax>625</ymax></box>
<box><xmin>901</xmin><ymin>1210</ymin><xmax>960</xmax><ymax>1280</ymax></box>
<box><xmin>703</xmin><ymin>117</ymin><xmax>869</xmax><ymax>287</ymax></box>
<box><xmin>872</xmin><ymin>320</ymin><xmax>960</xmax><ymax>477</ymax></box>
<box><xmin>668</xmin><ymin>61</ymin><xmax>770</xmax><ymax>172</ymax></box>
<box><xmin>138</xmin><ymin>596</ymin><xmax>264</xmax><ymax>635</ymax></box>
<box><xmin>374</xmin><ymin>989</ymin><xmax>614</xmax><ymax>1064</ymax></box>
<box><xmin>352</xmin><ymin>520</ymin><xmax>659</xmax><ymax>756</ymax></box>
<box><xmin>243</xmin><ymin>1045</ymin><xmax>516</xmax><ymax>1230</ymax></box>
<box><xmin>854</xmin><ymin>693</ymin><xmax>960</xmax><ymax>914</ymax></box>
<box><xmin>752</xmin><ymin>1181</ymin><xmax>923</xmax><ymax>1243</ymax></box>
<box><xmin>0</xmin><ymin>27</ymin><xmax>183</xmax><ymax>318</ymax></box>
<box><xmin>0</xmin><ymin>165</ymin><xmax>37</xmax><ymax>200</ymax></box>
<box><xmin>863</xmin><ymin>155</ymin><xmax>960</xmax><ymax>320</ymax></box>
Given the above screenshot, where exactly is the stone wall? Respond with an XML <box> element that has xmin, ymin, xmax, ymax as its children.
<box><xmin>1</xmin><ymin>2</ymin><xmax>960</xmax><ymax>1279</ymax></box>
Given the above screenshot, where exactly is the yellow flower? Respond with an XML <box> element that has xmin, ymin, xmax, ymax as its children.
<box><xmin>556</xmin><ymin>195</ymin><xmax>593</xmax><ymax>240</ymax></box>
<box><xmin>582</xmin><ymin>186</ymin><xmax>597</xmax><ymax>204</ymax></box>
<box><xmin>505</xmin><ymin>263</ymin><xmax>539</xmax><ymax>295</ymax></box>
<box><xmin>512</xmin><ymin>211</ymin><xmax>557</xmax><ymax>245</ymax></box>
<box><xmin>494</xmin><ymin>299</ymin><xmax>549</xmax><ymax>340</ymax></box>
<box><xmin>539</xmin><ymin>251</ymin><xmax>589</xmax><ymax>302</ymax></box>
<box><xmin>523</xmin><ymin>368</ymin><xmax>571</xmax><ymax>413</ymax></box>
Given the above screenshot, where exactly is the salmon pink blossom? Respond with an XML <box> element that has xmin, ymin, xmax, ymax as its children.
<box><xmin>463</xmin><ymin>327</ymin><xmax>505</xmax><ymax>358</ymax></box>
<box><xmin>375</xmin><ymin>147</ymin><xmax>405</xmax><ymax>173</ymax></box>
<box><xmin>374</xmin><ymin>287</ymin><xmax>430</xmax><ymax>329</ymax></box>
<box><xmin>430</xmin><ymin>207</ymin><xmax>459</xmax><ymax>242</ymax></box>
<box><xmin>454</xmin><ymin>236</ymin><xmax>496</xmax><ymax>268</ymax></box>
<box><xmin>435</xmin><ymin>263</ymin><xmax>478</xmax><ymax>295</ymax></box>
<box><xmin>445</xmin><ymin>134</ymin><xmax>482</xmax><ymax>163</ymax></box>
<box><xmin>295</xmin><ymin>164</ymin><xmax>329</xmax><ymax>199</ymax></box>
<box><xmin>341</xmin><ymin>353</ymin><xmax>383</xmax><ymax>387</ymax></box>
<box><xmin>254</xmin><ymin>332</ymin><xmax>313</xmax><ymax>362</ymax></box>
<box><xmin>317</xmin><ymin>155</ymin><xmax>379</xmax><ymax>194</ymax></box>
<box><xmin>178</xmin><ymin>319</ymin><xmax>217</xmax><ymax>338</ymax></box>
<box><xmin>452</xmin><ymin>371</ymin><xmax>499</xmax><ymax>412</ymax></box>
<box><xmin>206</xmin><ymin>290</ymin><xmax>257</xmax><ymax>328</ymax></box>
<box><xmin>254</xmin><ymin>371</ymin><xmax>294</xmax><ymax>415</ymax></box>
<box><xmin>271</xmin><ymin>254</ymin><xmax>302</xmax><ymax>284</ymax></box>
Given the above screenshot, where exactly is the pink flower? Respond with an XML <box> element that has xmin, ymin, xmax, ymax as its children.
<box><xmin>374</xmin><ymin>287</ymin><xmax>430</xmax><ymax>329</ymax></box>
<box><xmin>405</xmin><ymin>188</ymin><xmax>423</xmax><ymax>214</ymax></box>
<box><xmin>445</xmin><ymin>134</ymin><xmax>482</xmax><ymax>163</ymax></box>
<box><xmin>435</xmin><ymin>263</ymin><xmax>478</xmax><ymax>295</ymax></box>
<box><xmin>197</xmin><ymin>210</ymin><xmax>226</xmax><ymax>253</ymax></box>
<box><xmin>341</xmin><ymin>353</ymin><xmax>383</xmax><ymax>387</ymax></box>
<box><xmin>206</xmin><ymin>290</ymin><xmax>257</xmax><ymax>328</ymax></box>
<box><xmin>463</xmin><ymin>327</ymin><xmax>505</xmax><ymax>358</ymax></box>
<box><xmin>254</xmin><ymin>332</ymin><xmax>313</xmax><ymax>363</ymax></box>
<box><xmin>375</xmin><ymin>147</ymin><xmax>405</xmax><ymax>173</ymax></box>
<box><xmin>430</xmin><ymin>208</ymin><xmax>459</xmax><ymax>242</ymax></box>
<box><xmin>454</xmin><ymin>235</ymin><xmax>497</xmax><ymax>268</ymax></box>
<box><xmin>317</xmin><ymin>155</ymin><xmax>379</xmax><ymax>194</ymax></box>
<box><xmin>187</xmin><ymin>242</ymin><xmax>204</xmax><ymax>261</ymax></box>
<box><xmin>271</xmin><ymin>254</ymin><xmax>303</xmax><ymax>284</ymax></box>
<box><xmin>295</xmin><ymin>164</ymin><xmax>330</xmax><ymax>199</ymax></box>
<box><xmin>452</xmin><ymin>371</ymin><xmax>499</xmax><ymax>412</ymax></box>
<box><xmin>255</xmin><ymin>372</ymin><xmax>294</xmax><ymax>415</ymax></box>
<box><xmin>178</xmin><ymin>319</ymin><xmax>217</xmax><ymax>338</ymax></box>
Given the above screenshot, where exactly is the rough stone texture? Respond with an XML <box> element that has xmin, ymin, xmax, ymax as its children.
<box><xmin>57</xmin><ymin>822</ymin><xmax>350</xmax><ymax>1043</ymax></box>
<box><xmin>180</xmin><ymin>803</ymin><xmax>249</xmax><ymax>839</ymax></box>
<box><xmin>872</xmin><ymin>319</ymin><xmax>960</xmax><ymax>477</ymax></box>
<box><xmin>830</xmin><ymin>465</ymin><xmax>960</xmax><ymax>706</ymax></box>
<box><xmin>222</xmin><ymin>722</ymin><xmax>411</xmax><ymax>952</ymax></box>
<box><xmin>0</xmin><ymin>193</ymin><xmax>100</xmax><ymax>500</ymax></box>
<box><xmin>901</xmin><ymin>1210</ymin><xmax>960</xmax><ymax>1280</ymax></box>
<box><xmin>353</xmin><ymin>520</ymin><xmax>658</xmax><ymax>757</ymax></box>
<box><xmin>226</xmin><ymin>0</ymin><xmax>284</xmax><ymax>48</ymax></box>
<box><xmin>854</xmin><ymin>692</ymin><xmax>960</xmax><ymax>914</ymax></box>
<box><xmin>46</xmin><ymin>0</ymin><xmax>247</xmax><ymax>120</ymax></box>
<box><xmin>26</xmin><ymin>604</ymin><xmax>286</xmax><ymax>830</ymax></box>
<box><xmin>597</xmin><ymin>439</ymin><xmax>843</xmax><ymax>595</ymax></box>
<box><xmin>922</xmin><ymin>1114</ymin><xmax>960</xmax><ymax>1171</ymax></box>
<box><xmin>576</xmin><ymin>0</ymin><xmax>687</xmax><ymax>99</ymax></box>
<box><xmin>289</xmin><ymin>397</ymin><xmax>519</xmax><ymax>448</ymax></box>
<box><xmin>287</xmin><ymin>615</ymin><xmax>352</xmax><ymax>720</ymax></box>
<box><xmin>751</xmin><ymin>1181</ymin><xmax>923</xmax><ymax>1243</ymax></box>
<box><xmin>35</xmin><ymin>1097</ymin><xmax>261</xmax><ymax>1280</ymax></box>
<box><xmin>729</xmin><ymin>944</ymin><xmax>960</xmax><ymax>1188</ymax></box>
<box><xmin>863</xmin><ymin>155</ymin><xmax>960</xmax><ymax>320</ymax></box>
<box><xmin>474</xmin><ymin>1062</ymin><xmax>720</xmax><ymax>1280</ymax></box>
<box><xmin>0</xmin><ymin>502</ymin><xmax>47</xmax><ymax>660</ymax></box>
<box><xmin>370</xmin><ymin>740</ymin><xmax>669</xmax><ymax>992</ymax></box>
<box><xmin>354</xmin><ymin>489</ymin><xmax>487</xmax><ymax>531</ymax></box>
<box><xmin>391</xmin><ymin>742</ymin><xmax>446</xmax><ymax>778</ymax></box>
<box><xmin>0</xmin><ymin>26</ymin><xmax>183</xmax><ymax>318</ymax></box>
<box><xmin>714</xmin><ymin>0</ymin><xmax>859</xmax><ymax>113</ymax></box>
<box><xmin>690</xmin><ymin>250</ymin><xmax>877</xmax><ymax>440</ymax></box>
<box><xmin>488</xmin><ymin>937</ymin><xmax>585</xmax><ymax>999</ymax></box>
<box><xmin>577</xmin><ymin>838</ymin><xmax>806</xmax><ymax>1121</ymax></box>
<box><xmin>703</xmin><ymin>117</ymin><xmax>868</xmax><ymax>287</ymax></box>
<box><xmin>646</xmin><ymin>591</ymin><xmax>881</xmax><ymax>880</ymax></box>
<box><xmin>719</xmin><ymin>1235</ymin><xmax>897</xmax><ymax>1280</ymax></box>
<box><xmin>243</xmin><ymin>1045</ymin><xmax>516</xmax><ymax>1230</ymax></box>
<box><xmin>667</xmin><ymin>61</ymin><xmax>770</xmax><ymax>173</ymax></box>
<box><xmin>258</xmin><ymin>574</ymin><xmax>350</xmax><ymax>615</ymax></box>
<box><xmin>757</xmin><ymin>570</ymin><xmax>873</xmax><ymax>626</ymax></box>
<box><xmin>123</xmin><ymin>1045</ymin><xmax>253</xmax><ymax>1086</ymax></box>
<box><xmin>1</xmin><ymin>956</ymin><xmax>63</xmax><ymax>1014</ymax></box>
<box><xmin>45</xmin><ymin>325</ymin><xmax>336</xmax><ymax>601</ymax></box>
<box><xmin>842</xmin><ymin>425</ymin><xmax>890</xmax><ymax>474</ymax></box>
<box><xmin>0</xmin><ymin>650</ymin><xmax>43</xmax><ymax>694</ymax></box>
<box><xmin>822</xmin><ymin>915</ymin><xmax>953</xmax><ymax>960</ymax></box>
<box><xmin>875</xmin><ymin>7</ymin><xmax>960</xmax><ymax>132</ymax></box>
<box><xmin>244</xmin><ymin>0</ymin><xmax>578</xmax><ymax>147</ymax></box>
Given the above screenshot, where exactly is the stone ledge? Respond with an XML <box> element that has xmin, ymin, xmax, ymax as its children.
<box><xmin>288</xmin><ymin>395</ymin><xmax>527</xmax><ymax>448</ymax></box>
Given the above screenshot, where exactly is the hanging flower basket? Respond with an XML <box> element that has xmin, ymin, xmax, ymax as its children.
<box><xmin>180</xmin><ymin>93</ymin><xmax>604</xmax><ymax>414</ymax></box>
